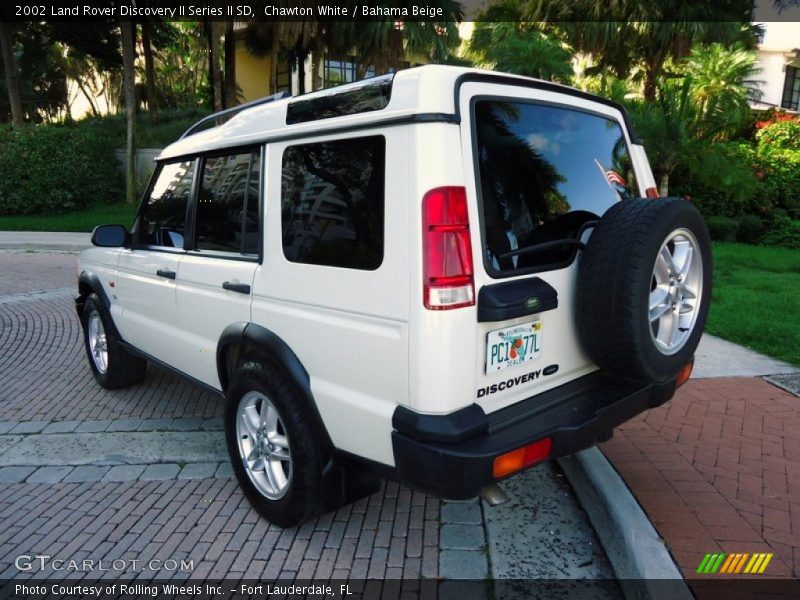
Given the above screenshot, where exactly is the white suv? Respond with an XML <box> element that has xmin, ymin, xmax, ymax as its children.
<box><xmin>77</xmin><ymin>66</ymin><xmax>711</xmax><ymax>526</ymax></box>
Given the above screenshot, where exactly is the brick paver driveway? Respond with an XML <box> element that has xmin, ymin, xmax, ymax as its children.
<box><xmin>0</xmin><ymin>250</ymin><xmax>615</xmax><ymax>588</ymax></box>
<box><xmin>602</xmin><ymin>377</ymin><xmax>800</xmax><ymax>594</ymax></box>
<box><xmin>0</xmin><ymin>253</ymin><xmax>441</xmax><ymax>583</ymax></box>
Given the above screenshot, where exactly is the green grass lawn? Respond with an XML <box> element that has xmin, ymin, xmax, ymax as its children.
<box><xmin>708</xmin><ymin>242</ymin><xmax>800</xmax><ymax>366</ymax></box>
<box><xmin>0</xmin><ymin>203</ymin><xmax>137</xmax><ymax>232</ymax></box>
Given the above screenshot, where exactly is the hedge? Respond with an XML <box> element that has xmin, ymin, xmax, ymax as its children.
<box><xmin>0</xmin><ymin>123</ymin><xmax>123</xmax><ymax>215</ymax></box>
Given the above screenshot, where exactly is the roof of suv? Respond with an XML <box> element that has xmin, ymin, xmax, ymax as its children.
<box><xmin>159</xmin><ymin>65</ymin><xmax>635</xmax><ymax>161</ymax></box>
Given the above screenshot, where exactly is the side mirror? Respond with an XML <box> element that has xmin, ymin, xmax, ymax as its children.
<box><xmin>91</xmin><ymin>224</ymin><xmax>129</xmax><ymax>248</ymax></box>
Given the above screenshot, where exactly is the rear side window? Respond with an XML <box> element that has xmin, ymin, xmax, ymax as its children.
<box><xmin>139</xmin><ymin>160</ymin><xmax>195</xmax><ymax>248</ymax></box>
<box><xmin>281</xmin><ymin>136</ymin><xmax>385</xmax><ymax>270</ymax></box>
<box><xmin>195</xmin><ymin>150</ymin><xmax>261</xmax><ymax>255</ymax></box>
<box><xmin>474</xmin><ymin>100</ymin><xmax>637</xmax><ymax>274</ymax></box>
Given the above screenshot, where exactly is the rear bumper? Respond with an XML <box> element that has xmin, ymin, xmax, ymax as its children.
<box><xmin>391</xmin><ymin>371</ymin><xmax>676</xmax><ymax>499</ymax></box>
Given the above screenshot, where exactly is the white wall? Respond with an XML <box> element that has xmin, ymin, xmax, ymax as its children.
<box><xmin>752</xmin><ymin>22</ymin><xmax>800</xmax><ymax>110</ymax></box>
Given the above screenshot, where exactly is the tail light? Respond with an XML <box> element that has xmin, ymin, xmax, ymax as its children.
<box><xmin>493</xmin><ymin>437</ymin><xmax>553</xmax><ymax>478</ymax></box>
<box><xmin>645</xmin><ymin>187</ymin><xmax>659</xmax><ymax>199</ymax></box>
<box><xmin>422</xmin><ymin>186</ymin><xmax>475</xmax><ymax>310</ymax></box>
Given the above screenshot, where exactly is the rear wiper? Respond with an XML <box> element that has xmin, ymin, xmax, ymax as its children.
<box><xmin>499</xmin><ymin>238</ymin><xmax>585</xmax><ymax>259</ymax></box>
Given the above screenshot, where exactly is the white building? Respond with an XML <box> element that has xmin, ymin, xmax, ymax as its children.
<box><xmin>752</xmin><ymin>22</ymin><xmax>800</xmax><ymax>112</ymax></box>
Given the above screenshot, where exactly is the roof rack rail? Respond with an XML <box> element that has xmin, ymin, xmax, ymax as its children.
<box><xmin>179</xmin><ymin>91</ymin><xmax>291</xmax><ymax>140</ymax></box>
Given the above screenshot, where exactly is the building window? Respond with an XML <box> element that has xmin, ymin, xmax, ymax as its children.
<box><xmin>782</xmin><ymin>65</ymin><xmax>800</xmax><ymax>111</ymax></box>
<box><xmin>276</xmin><ymin>58</ymin><xmax>291</xmax><ymax>94</ymax></box>
<box><xmin>323</xmin><ymin>57</ymin><xmax>375</xmax><ymax>88</ymax></box>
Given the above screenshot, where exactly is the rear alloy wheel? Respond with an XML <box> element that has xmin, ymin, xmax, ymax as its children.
<box><xmin>236</xmin><ymin>391</ymin><xmax>293</xmax><ymax>500</ymax></box>
<box><xmin>225</xmin><ymin>361</ymin><xmax>323</xmax><ymax>527</ymax></box>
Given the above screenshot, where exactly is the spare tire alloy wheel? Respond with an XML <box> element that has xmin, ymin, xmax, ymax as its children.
<box><xmin>576</xmin><ymin>197</ymin><xmax>712</xmax><ymax>383</ymax></box>
<box><xmin>236</xmin><ymin>391</ymin><xmax>292</xmax><ymax>500</ymax></box>
<box><xmin>649</xmin><ymin>228</ymin><xmax>703</xmax><ymax>355</ymax></box>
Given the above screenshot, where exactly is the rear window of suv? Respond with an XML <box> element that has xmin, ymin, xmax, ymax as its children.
<box><xmin>474</xmin><ymin>99</ymin><xmax>637</xmax><ymax>275</ymax></box>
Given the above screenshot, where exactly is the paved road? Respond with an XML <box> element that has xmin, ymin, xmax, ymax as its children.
<box><xmin>0</xmin><ymin>251</ymin><xmax>617</xmax><ymax>587</ymax></box>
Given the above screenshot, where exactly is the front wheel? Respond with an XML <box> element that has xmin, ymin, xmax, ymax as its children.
<box><xmin>81</xmin><ymin>293</ymin><xmax>146</xmax><ymax>389</ymax></box>
<box><xmin>225</xmin><ymin>361</ymin><xmax>323</xmax><ymax>527</ymax></box>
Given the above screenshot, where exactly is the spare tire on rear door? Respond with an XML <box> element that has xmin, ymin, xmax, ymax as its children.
<box><xmin>576</xmin><ymin>197</ymin><xmax>711</xmax><ymax>383</ymax></box>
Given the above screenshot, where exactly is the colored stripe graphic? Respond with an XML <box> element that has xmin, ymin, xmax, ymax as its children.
<box><xmin>757</xmin><ymin>554</ymin><xmax>773</xmax><ymax>574</ymax></box>
<box><xmin>696</xmin><ymin>554</ymin><xmax>713</xmax><ymax>573</ymax></box>
<box><xmin>697</xmin><ymin>552</ymin><xmax>773</xmax><ymax>575</ymax></box>
<box><xmin>710</xmin><ymin>553</ymin><xmax>726</xmax><ymax>573</ymax></box>
<box><xmin>719</xmin><ymin>553</ymin><xmax>736</xmax><ymax>573</ymax></box>
<box><xmin>734</xmin><ymin>554</ymin><xmax>749</xmax><ymax>573</ymax></box>
<box><xmin>744</xmin><ymin>554</ymin><xmax>760</xmax><ymax>574</ymax></box>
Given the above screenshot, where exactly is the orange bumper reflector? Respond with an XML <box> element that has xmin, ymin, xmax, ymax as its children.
<box><xmin>493</xmin><ymin>437</ymin><xmax>553</xmax><ymax>479</ymax></box>
<box><xmin>676</xmin><ymin>361</ymin><xmax>694</xmax><ymax>388</ymax></box>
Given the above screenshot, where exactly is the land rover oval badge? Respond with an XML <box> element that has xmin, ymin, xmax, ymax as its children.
<box><xmin>525</xmin><ymin>296</ymin><xmax>540</xmax><ymax>310</ymax></box>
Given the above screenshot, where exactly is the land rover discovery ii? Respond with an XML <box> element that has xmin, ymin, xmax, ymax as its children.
<box><xmin>76</xmin><ymin>66</ymin><xmax>711</xmax><ymax>526</ymax></box>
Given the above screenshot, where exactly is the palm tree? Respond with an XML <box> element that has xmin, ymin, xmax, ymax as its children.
<box><xmin>467</xmin><ymin>21</ymin><xmax>572</xmax><ymax>81</ymax></box>
<box><xmin>628</xmin><ymin>72</ymin><xmax>758</xmax><ymax>198</ymax></box>
<box><xmin>120</xmin><ymin>21</ymin><xmax>137</xmax><ymax>205</ymax></box>
<box><xmin>243</xmin><ymin>4</ymin><xmax>323</xmax><ymax>94</ymax></box>
<box><xmin>331</xmin><ymin>0</ymin><xmax>462</xmax><ymax>77</ymax></box>
<box><xmin>529</xmin><ymin>0</ymin><xmax>757</xmax><ymax>101</ymax></box>
<box><xmin>224</xmin><ymin>21</ymin><xmax>237</xmax><ymax>107</ymax></box>
<box><xmin>0</xmin><ymin>22</ymin><xmax>23</xmax><ymax>126</ymax></box>
<box><xmin>684</xmin><ymin>43</ymin><xmax>761</xmax><ymax>139</ymax></box>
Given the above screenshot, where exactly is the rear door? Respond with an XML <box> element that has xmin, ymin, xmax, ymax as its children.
<box><xmin>174</xmin><ymin>149</ymin><xmax>261</xmax><ymax>387</ymax></box>
<box><xmin>460</xmin><ymin>82</ymin><xmax>645</xmax><ymax>414</ymax></box>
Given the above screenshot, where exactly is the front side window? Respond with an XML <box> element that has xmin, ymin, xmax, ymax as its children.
<box><xmin>195</xmin><ymin>150</ymin><xmax>261</xmax><ymax>255</ymax></box>
<box><xmin>281</xmin><ymin>136</ymin><xmax>385</xmax><ymax>270</ymax></box>
<box><xmin>139</xmin><ymin>160</ymin><xmax>195</xmax><ymax>248</ymax></box>
<box><xmin>474</xmin><ymin>100</ymin><xmax>636</xmax><ymax>274</ymax></box>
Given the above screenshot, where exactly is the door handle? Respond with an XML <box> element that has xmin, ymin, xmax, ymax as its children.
<box><xmin>222</xmin><ymin>281</ymin><xmax>251</xmax><ymax>294</ymax></box>
<box><xmin>156</xmin><ymin>269</ymin><xmax>176</xmax><ymax>280</ymax></box>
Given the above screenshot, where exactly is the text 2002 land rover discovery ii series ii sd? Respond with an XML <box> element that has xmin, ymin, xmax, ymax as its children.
<box><xmin>77</xmin><ymin>66</ymin><xmax>711</xmax><ymax>526</ymax></box>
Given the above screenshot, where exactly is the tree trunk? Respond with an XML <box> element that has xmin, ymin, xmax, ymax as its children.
<box><xmin>209</xmin><ymin>22</ymin><xmax>223</xmax><ymax>111</ymax></box>
<box><xmin>643</xmin><ymin>51</ymin><xmax>665</xmax><ymax>103</ymax></box>
<box><xmin>310</xmin><ymin>49</ymin><xmax>322</xmax><ymax>92</ymax></box>
<box><xmin>270</xmin><ymin>33</ymin><xmax>279</xmax><ymax>94</ymax></box>
<box><xmin>659</xmin><ymin>172</ymin><xmax>670</xmax><ymax>197</ymax></box>
<box><xmin>224</xmin><ymin>21</ymin><xmax>237</xmax><ymax>107</ymax></box>
<box><xmin>141</xmin><ymin>22</ymin><xmax>157</xmax><ymax>115</ymax></box>
<box><xmin>0</xmin><ymin>22</ymin><xmax>24</xmax><ymax>126</ymax></box>
<box><xmin>76</xmin><ymin>78</ymin><xmax>99</xmax><ymax>117</ymax></box>
<box><xmin>121</xmin><ymin>21</ymin><xmax>138</xmax><ymax>205</ymax></box>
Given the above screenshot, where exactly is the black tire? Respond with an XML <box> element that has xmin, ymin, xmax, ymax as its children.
<box><xmin>225</xmin><ymin>361</ymin><xmax>323</xmax><ymax>527</ymax></box>
<box><xmin>81</xmin><ymin>293</ymin><xmax>147</xmax><ymax>389</ymax></box>
<box><xmin>576</xmin><ymin>198</ymin><xmax>712</xmax><ymax>382</ymax></box>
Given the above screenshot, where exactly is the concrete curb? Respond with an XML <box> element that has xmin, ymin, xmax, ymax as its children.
<box><xmin>0</xmin><ymin>243</ymin><xmax>86</xmax><ymax>253</ymax></box>
<box><xmin>0</xmin><ymin>232</ymin><xmax>91</xmax><ymax>253</ymax></box>
<box><xmin>558</xmin><ymin>448</ymin><xmax>693</xmax><ymax>600</ymax></box>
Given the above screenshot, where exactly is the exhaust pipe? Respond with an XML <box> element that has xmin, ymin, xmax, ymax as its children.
<box><xmin>480</xmin><ymin>483</ymin><xmax>510</xmax><ymax>506</ymax></box>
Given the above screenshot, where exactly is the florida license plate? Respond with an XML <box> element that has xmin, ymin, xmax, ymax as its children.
<box><xmin>486</xmin><ymin>320</ymin><xmax>542</xmax><ymax>372</ymax></box>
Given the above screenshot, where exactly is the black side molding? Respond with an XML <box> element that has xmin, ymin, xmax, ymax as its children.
<box><xmin>477</xmin><ymin>277</ymin><xmax>558</xmax><ymax>323</ymax></box>
<box><xmin>393</xmin><ymin>404</ymin><xmax>488</xmax><ymax>444</ymax></box>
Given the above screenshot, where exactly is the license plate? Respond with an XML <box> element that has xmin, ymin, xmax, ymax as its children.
<box><xmin>486</xmin><ymin>320</ymin><xmax>542</xmax><ymax>372</ymax></box>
